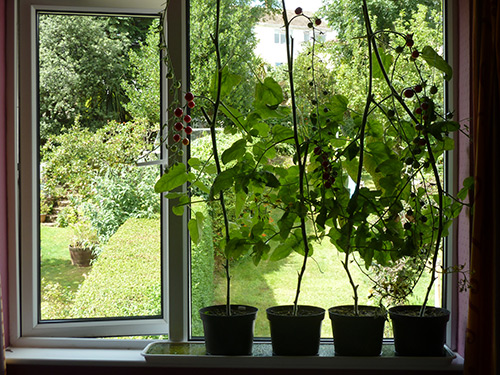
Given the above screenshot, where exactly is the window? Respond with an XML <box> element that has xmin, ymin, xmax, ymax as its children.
<box><xmin>16</xmin><ymin>0</ymin><xmax>188</xmax><ymax>342</ymax></box>
<box><xmin>12</xmin><ymin>0</ymin><xmax>462</xmax><ymax>350</ymax></box>
<box><xmin>274</xmin><ymin>29</ymin><xmax>285</xmax><ymax>44</ymax></box>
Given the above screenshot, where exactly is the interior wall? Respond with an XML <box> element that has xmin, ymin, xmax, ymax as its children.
<box><xmin>452</xmin><ymin>0</ymin><xmax>473</xmax><ymax>357</ymax></box>
<box><xmin>0</xmin><ymin>0</ymin><xmax>9</xmax><ymax>349</ymax></box>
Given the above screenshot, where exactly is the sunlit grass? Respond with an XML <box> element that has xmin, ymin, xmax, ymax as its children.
<box><xmin>40</xmin><ymin>224</ymin><xmax>90</xmax><ymax>320</ymax></box>
<box><xmin>213</xmin><ymin>236</ymin><xmax>438</xmax><ymax>338</ymax></box>
<box><xmin>40</xmin><ymin>225</ymin><xmax>89</xmax><ymax>291</ymax></box>
<box><xmin>41</xmin><ymin>223</ymin><xmax>439</xmax><ymax>336</ymax></box>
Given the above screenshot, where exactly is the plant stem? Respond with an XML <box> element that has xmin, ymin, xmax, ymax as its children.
<box><xmin>336</xmin><ymin>1</ymin><xmax>375</xmax><ymax>316</ymax></box>
<box><xmin>282</xmin><ymin>0</ymin><xmax>310</xmax><ymax>316</ymax></box>
<box><xmin>209</xmin><ymin>0</ymin><xmax>232</xmax><ymax>316</ymax></box>
<box><xmin>419</xmin><ymin>135</ymin><xmax>443</xmax><ymax>316</ymax></box>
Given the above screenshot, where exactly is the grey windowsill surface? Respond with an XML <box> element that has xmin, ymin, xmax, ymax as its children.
<box><xmin>6</xmin><ymin>343</ymin><xmax>464</xmax><ymax>371</ymax></box>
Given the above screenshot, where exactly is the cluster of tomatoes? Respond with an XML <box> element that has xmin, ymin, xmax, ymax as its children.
<box><xmin>172</xmin><ymin>92</ymin><xmax>195</xmax><ymax>146</ymax></box>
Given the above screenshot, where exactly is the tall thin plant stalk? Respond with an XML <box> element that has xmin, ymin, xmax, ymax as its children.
<box><xmin>282</xmin><ymin>0</ymin><xmax>312</xmax><ymax>316</ymax></box>
<box><xmin>199</xmin><ymin>0</ymin><xmax>232</xmax><ymax>316</ymax></box>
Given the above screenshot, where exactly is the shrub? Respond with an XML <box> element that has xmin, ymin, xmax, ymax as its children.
<box><xmin>70</xmin><ymin>218</ymin><xmax>161</xmax><ymax>318</ymax></box>
<box><xmin>81</xmin><ymin>165</ymin><xmax>160</xmax><ymax>243</ymax></box>
<box><xmin>55</xmin><ymin>204</ymin><xmax>78</xmax><ymax>228</ymax></box>
<box><xmin>41</xmin><ymin>119</ymin><xmax>156</xmax><ymax>201</ymax></box>
<box><xmin>121</xmin><ymin>20</ymin><xmax>160</xmax><ymax>125</ymax></box>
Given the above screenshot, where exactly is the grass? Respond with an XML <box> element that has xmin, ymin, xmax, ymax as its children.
<box><xmin>41</xmin><ymin>221</ymin><xmax>439</xmax><ymax>337</ymax></box>
<box><xmin>40</xmin><ymin>224</ymin><xmax>90</xmax><ymax>320</ymax></box>
<box><xmin>213</xmin><ymin>237</ymin><xmax>436</xmax><ymax>338</ymax></box>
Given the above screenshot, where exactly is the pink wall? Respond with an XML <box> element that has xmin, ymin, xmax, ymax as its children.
<box><xmin>452</xmin><ymin>0</ymin><xmax>472</xmax><ymax>357</ymax></box>
<box><xmin>0</xmin><ymin>0</ymin><xmax>9</xmax><ymax>347</ymax></box>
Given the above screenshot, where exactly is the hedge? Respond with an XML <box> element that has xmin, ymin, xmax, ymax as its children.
<box><xmin>70</xmin><ymin>218</ymin><xmax>161</xmax><ymax>318</ymax></box>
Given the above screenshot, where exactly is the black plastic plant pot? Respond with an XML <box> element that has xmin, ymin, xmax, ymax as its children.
<box><xmin>329</xmin><ymin>305</ymin><xmax>386</xmax><ymax>356</ymax></box>
<box><xmin>389</xmin><ymin>305</ymin><xmax>450</xmax><ymax>356</ymax></box>
<box><xmin>199</xmin><ymin>305</ymin><xmax>258</xmax><ymax>356</ymax></box>
<box><xmin>266</xmin><ymin>305</ymin><xmax>325</xmax><ymax>356</ymax></box>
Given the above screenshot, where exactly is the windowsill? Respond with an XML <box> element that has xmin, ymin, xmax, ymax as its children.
<box><xmin>6</xmin><ymin>343</ymin><xmax>465</xmax><ymax>371</ymax></box>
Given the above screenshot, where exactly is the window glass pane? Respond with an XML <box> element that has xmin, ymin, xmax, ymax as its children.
<box><xmin>38</xmin><ymin>12</ymin><xmax>162</xmax><ymax>321</ymax></box>
<box><xmin>188</xmin><ymin>0</ymin><xmax>444</xmax><ymax>339</ymax></box>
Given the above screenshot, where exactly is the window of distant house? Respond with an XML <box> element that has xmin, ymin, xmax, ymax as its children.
<box><xmin>274</xmin><ymin>29</ymin><xmax>285</xmax><ymax>44</ymax></box>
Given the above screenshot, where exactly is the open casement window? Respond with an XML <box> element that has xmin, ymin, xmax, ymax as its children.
<box><xmin>16</xmin><ymin>0</ymin><xmax>189</xmax><ymax>341</ymax></box>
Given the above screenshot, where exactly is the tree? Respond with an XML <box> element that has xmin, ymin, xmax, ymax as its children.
<box><xmin>38</xmin><ymin>14</ymin><xmax>155</xmax><ymax>141</ymax></box>
<box><xmin>276</xmin><ymin>1</ymin><xmax>444</xmax><ymax>114</ymax></box>
<box><xmin>121</xmin><ymin>20</ymin><xmax>161</xmax><ymax>125</ymax></box>
<box><xmin>320</xmin><ymin>0</ymin><xmax>441</xmax><ymax>43</ymax></box>
<box><xmin>189</xmin><ymin>0</ymin><xmax>278</xmax><ymax>116</ymax></box>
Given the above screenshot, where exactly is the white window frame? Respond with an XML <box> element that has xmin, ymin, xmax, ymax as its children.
<box><xmin>7</xmin><ymin>0</ymin><xmax>462</xmax><ymax>353</ymax></box>
<box><xmin>12</xmin><ymin>0</ymin><xmax>189</xmax><ymax>347</ymax></box>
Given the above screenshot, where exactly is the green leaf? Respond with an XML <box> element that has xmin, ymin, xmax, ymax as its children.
<box><xmin>427</xmin><ymin>121</ymin><xmax>460</xmax><ymax>140</ymax></box>
<box><xmin>272</xmin><ymin>124</ymin><xmax>295</xmax><ymax>143</ymax></box>
<box><xmin>219</xmin><ymin>105</ymin><xmax>245</xmax><ymax>129</ymax></box>
<box><xmin>192</xmin><ymin>180</ymin><xmax>210</xmax><ymax>194</ymax></box>
<box><xmin>252</xmin><ymin>122</ymin><xmax>270</xmax><ymax>137</ymax></box>
<box><xmin>172</xmin><ymin>195</ymin><xmax>190</xmax><ymax>216</ymax></box>
<box><xmin>254</xmin><ymin>77</ymin><xmax>286</xmax><ymax>119</ymax></box>
<box><xmin>188</xmin><ymin>211</ymin><xmax>204</xmax><ymax>244</ymax></box>
<box><xmin>210</xmin><ymin>66</ymin><xmax>242</xmax><ymax>99</ymax></box>
<box><xmin>255</xmin><ymin>77</ymin><xmax>283</xmax><ymax>106</ymax></box>
<box><xmin>261</xmin><ymin>170</ymin><xmax>280</xmax><ymax>188</ymax></box>
<box><xmin>345</xmin><ymin>142</ymin><xmax>359</xmax><ymax>161</ymax></box>
<box><xmin>251</xmin><ymin>221</ymin><xmax>265</xmax><ymax>239</ymax></box>
<box><xmin>278</xmin><ymin>210</ymin><xmax>297</xmax><ymax>239</ymax></box>
<box><xmin>221</xmin><ymin>139</ymin><xmax>247</xmax><ymax>164</ymax></box>
<box><xmin>211</xmin><ymin>168</ymin><xmax>237</xmax><ymax>197</ymax></box>
<box><xmin>234</xmin><ymin>190</ymin><xmax>247</xmax><ymax>217</ymax></box>
<box><xmin>324</xmin><ymin>95</ymin><xmax>349</xmax><ymax>122</ymax></box>
<box><xmin>457</xmin><ymin>176</ymin><xmax>474</xmax><ymax>200</ymax></box>
<box><xmin>372</xmin><ymin>48</ymin><xmax>393</xmax><ymax>80</ymax></box>
<box><xmin>188</xmin><ymin>157</ymin><xmax>202</xmax><ymax>169</ymax></box>
<box><xmin>445</xmin><ymin>137</ymin><xmax>455</xmax><ymax>150</ymax></box>
<box><xmin>154</xmin><ymin>163</ymin><xmax>189</xmax><ymax>193</ymax></box>
<box><xmin>375</xmin><ymin>158</ymin><xmax>403</xmax><ymax>176</ymax></box>
<box><xmin>270</xmin><ymin>242</ymin><xmax>293</xmax><ymax>261</ymax></box>
<box><xmin>252</xmin><ymin>241</ymin><xmax>271</xmax><ymax>266</ymax></box>
<box><xmin>362</xmin><ymin>248</ymin><xmax>374</xmax><ymax>269</ymax></box>
<box><xmin>450</xmin><ymin>201</ymin><xmax>464</xmax><ymax>218</ymax></box>
<box><xmin>163</xmin><ymin>192</ymin><xmax>185</xmax><ymax>200</ymax></box>
<box><xmin>225</xmin><ymin>238</ymin><xmax>250</xmax><ymax>259</ymax></box>
<box><xmin>421</xmin><ymin>46</ymin><xmax>452</xmax><ymax>80</ymax></box>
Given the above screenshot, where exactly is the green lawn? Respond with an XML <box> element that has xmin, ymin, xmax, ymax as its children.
<box><xmin>213</xmin><ymin>237</ymin><xmax>436</xmax><ymax>338</ymax></box>
<box><xmin>214</xmin><ymin>238</ymin><xmax>378</xmax><ymax>338</ymax></box>
<box><xmin>40</xmin><ymin>224</ymin><xmax>90</xmax><ymax>320</ymax></box>
<box><xmin>40</xmin><ymin>221</ymin><xmax>438</xmax><ymax>337</ymax></box>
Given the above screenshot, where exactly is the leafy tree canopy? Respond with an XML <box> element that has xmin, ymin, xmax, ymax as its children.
<box><xmin>320</xmin><ymin>0</ymin><xmax>441</xmax><ymax>41</ymax></box>
<box><xmin>189</xmin><ymin>0</ymin><xmax>279</xmax><ymax>113</ymax></box>
<box><xmin>38</xmin><ymin>14</ymin><xmax>155</xmax><ymax>141</ymax></box>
